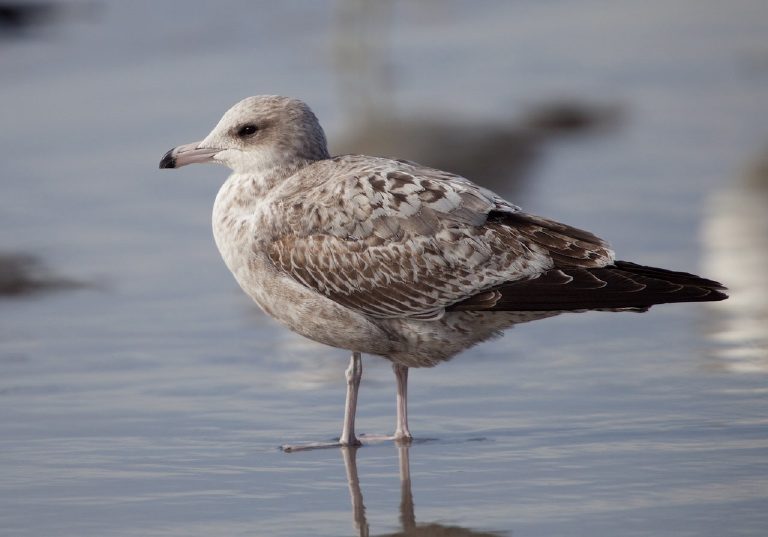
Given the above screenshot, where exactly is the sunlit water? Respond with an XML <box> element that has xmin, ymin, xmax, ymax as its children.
<box><xmin>1</xmin><ymin>1</ymin><xmax>767</xmax><ymax>536</ymax></box>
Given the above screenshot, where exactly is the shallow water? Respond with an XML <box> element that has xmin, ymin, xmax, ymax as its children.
<box><xmin>1</xmin><ymin>1</ymin><xmax>767</xmax><ymax>536</ymax></box>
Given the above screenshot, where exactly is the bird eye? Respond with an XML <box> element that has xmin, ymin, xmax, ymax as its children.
<box><xmin>238</xmin><ymin>124</ymin><xmax>258</xmax><ymax>136</ymax></box>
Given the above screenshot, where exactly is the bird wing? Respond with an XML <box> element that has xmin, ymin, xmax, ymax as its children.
<box><xmin>268</xmin><ymin>156</ymin><xmax>614</xmax><ymax>319</ymax></box>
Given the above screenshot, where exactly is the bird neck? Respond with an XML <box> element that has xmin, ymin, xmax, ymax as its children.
<box><xmin>260</xmin><ymin>157</ymin><xmax>323</xmax><ymax>192</ymax></box>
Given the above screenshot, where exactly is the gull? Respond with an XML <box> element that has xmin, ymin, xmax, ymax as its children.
<box><xmin>159</xmin><ymin>95</ymin><xmax>727</xmax><ymax>448</ymax></box>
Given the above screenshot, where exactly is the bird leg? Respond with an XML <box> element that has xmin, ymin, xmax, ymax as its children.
<box><xmin>393</xmin><ymin>362</ymin><xmax>413</xmax><ymax>442</ymax></box>
<box><xmin>340</xmin><ymin>352</ymin><xmax>363</xmax><ymax>446</ymax></box>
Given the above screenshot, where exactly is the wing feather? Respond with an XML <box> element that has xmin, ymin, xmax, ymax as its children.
<box><xmin>267</xmin><ymin>156</ymin><xmax>615</xmax><ymax>318</ymax></box>
<box><xmin>449</xmin><ymin>262</ymin><xmax>728</xmax><ymax>312</ymax></box>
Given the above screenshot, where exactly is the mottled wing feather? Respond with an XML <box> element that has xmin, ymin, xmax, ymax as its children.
<box><xmin>488</xmin><ymin>211</ymin><xmax>614</xmax><ymax>267</ymax></box>
<box><xmin>268</xmin><ymin>156</ymin><xmax>615</xmax><ymax>318</ymax></box>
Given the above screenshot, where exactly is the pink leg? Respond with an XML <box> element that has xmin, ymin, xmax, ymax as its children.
<box><xmin>393</xmin><ymin>362</ymin><xmax>413</xmax><ymax>442</ymax></box>
<box><xmin>340</xmin><ymin>352</ymin><xmax>363</xmax><ymax>446</ymax></box>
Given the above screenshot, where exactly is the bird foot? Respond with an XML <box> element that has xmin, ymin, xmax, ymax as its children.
<box><xmin>360</xmin><ymin>433</ymin><xmax>413</xmax><ymax>446</ymax></box>
<box><xmin>280</xmin><ymin>440</ymin><xmax>352</xmax><ymax>453</ymax></box>
<box><xmin>281</xmin><ymin>432</ymin><xmax>412</xmax><ymax>452</ymax></box>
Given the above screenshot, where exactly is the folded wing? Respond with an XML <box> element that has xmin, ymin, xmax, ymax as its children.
<box><xmin>268</xmin><ymin>156</ymin><xmax>638</xmax><ymax>319</ymax></box>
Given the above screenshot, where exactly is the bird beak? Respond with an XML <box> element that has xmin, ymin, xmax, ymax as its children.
<box><xmin>159</xmin><ymin>141</ymin><xmax>222</xmax><ymax>169</ymax></box>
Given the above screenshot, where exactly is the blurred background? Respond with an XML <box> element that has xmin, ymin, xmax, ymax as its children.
<box><xmin>1</xmin><ymin>1</ymin><xmax>767</xmax><ymax>536</ymax></box>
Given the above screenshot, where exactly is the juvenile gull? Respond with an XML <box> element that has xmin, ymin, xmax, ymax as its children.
<box><xmin>159</xmin><ymin>95</ymin><xmax>727</xmax><ymax>447</ymax></box>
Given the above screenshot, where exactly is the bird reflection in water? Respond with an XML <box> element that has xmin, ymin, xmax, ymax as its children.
<box><xmin>341</xmin><ymin>444</ymin><xmax>508</xmax><ymax>537</ymax></box>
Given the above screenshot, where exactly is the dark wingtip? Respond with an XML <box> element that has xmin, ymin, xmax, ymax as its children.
<box><xmin>707</xmin><ymin>288</ymin><xmax>729</xmax><ymax>302</ymax></box>
<box><xmin>159</xmin><ymin>148</ymin><xmax>177</xmax><ymax>169</ymax></box>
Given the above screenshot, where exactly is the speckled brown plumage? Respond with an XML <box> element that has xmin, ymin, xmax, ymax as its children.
<box><xmin>160</xmin><ymin>95</ymin><xmax>727</xmax><ymax>446</ymax></box>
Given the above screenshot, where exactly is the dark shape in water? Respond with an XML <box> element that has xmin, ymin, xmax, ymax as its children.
<box><xmin>0</xmin><ymin>253</ymin><xmax>85</xmax><ymax>297</ymax></box>
<box><xmin>0</xmin><ymin>2</ymin><xmax>59</xmax><ymax>34</ymax></box>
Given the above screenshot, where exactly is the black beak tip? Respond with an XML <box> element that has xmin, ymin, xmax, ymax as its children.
<box><xmin>159</xmin><ymin>148</ymin><xmax>177</xmax><ymax>169</ymax></box>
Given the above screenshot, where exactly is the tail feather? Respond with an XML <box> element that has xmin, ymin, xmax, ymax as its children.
<box><xmin>449</xmin><ymin>261</ymin><xmax>728</xmax><ymax>312</ymax></box>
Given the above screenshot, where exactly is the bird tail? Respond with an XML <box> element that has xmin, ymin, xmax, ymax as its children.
<box><xmin>449</xmin><ymin>260</ymin><xmax>728</xmax><ymax>312</ymax></box>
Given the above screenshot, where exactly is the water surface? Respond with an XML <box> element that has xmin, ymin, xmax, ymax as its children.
<box><xmin>1</xmin><ymin>1</ymin><xmax>767</xmax><ymax>535</ymax></box>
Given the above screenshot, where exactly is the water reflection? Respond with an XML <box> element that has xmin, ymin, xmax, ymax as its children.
<box><xmin>703</xmin><ymin>147</ymin><xmax>768</xmax><ymax>372</ymax></box>
<box><xmin>342</xmin><ymin>445</ymin><xmax>507</xmax><ymax>537</ymax></box>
